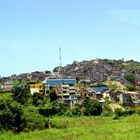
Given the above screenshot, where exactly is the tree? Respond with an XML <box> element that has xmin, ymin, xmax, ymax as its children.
<box><xmin>76</xmin><ymin>77</ymin><xmax>80</xmax><ymax>83</ymax></box>
<box><xmin>32</xmin><ymin>92</ymin><xmax>46</xmax><ymax>107</ymax></box>
<box><xmin>13</xmin><ymin>80</ymin><xmax>20</xmax><ymax>87</ymax></box>
<box><xmin>102</xmin><ymin>97</ymin><xmax>112</xmax><ymax>116</ymax></box>
<box><xmin>125</xmin><ymin>72</ymin><xmax>135</xmax><ymax>83</ymax></box>
<box><xmin>12</xmin><ymin>86</ymin><xmax>31</xmax><ymax>105</ymax></box>
<box><xmin>125</xmin><ymin>84</ymin><xmax>136</xmax><ymax>91</ymax></box>
<box><xmin>71</xmin><ymin>106</ymin><xmax>81</xmax><ymax>117</ymax></box>
<box><xmin>83</xmin><ymin>98</ymin><xmax>103</xmax><ymax>116</ymax></box>
<box><xmin>49</xmin><ymin>89</ymin><xmax>57</xmax><ymax>102</ymax></box>
<box><xmin>0</xmin><ymin>97</ymin><xmax>24</xmax><ymax>132</ymax></box>
<box><xmin>39</xmin><ymin>101</ymin><xmax>66</xmax><ymax>117</ymax></box>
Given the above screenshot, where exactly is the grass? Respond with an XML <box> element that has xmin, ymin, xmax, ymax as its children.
<box><xmin>1</xmin><ymin>115</ymin><xmax>140</xmax><ymax>140</ymax></box>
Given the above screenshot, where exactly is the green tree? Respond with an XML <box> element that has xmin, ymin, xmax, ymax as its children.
<box><xmin>83</xmin><ymin>98</ymin><xmax>103</xmax><ymax>116</ymax></box>
<box><xmin>23</xmin><ymin>106</ymin><xmax>47</xmax><ymax>131</ymax></box>
<box><xmin>39</xmin><ymin>101</ymin><xmax>66</xmax><ymax>117</ymax></box>
<box><xmin>102</xmin><ymin>97</ymin><xmax>112</xmax><ymax>116</ymax></box>
<box><xmin>125</xmin><ymin>84</ymin><xmax>136</xmax><ymax>91</ymax></box>
<box><xmin>71</xmin><ymin>106</ymin><xmax>81</xmax><ymax>117</ymax></box>
<box><xmin>13</xmin><ymin>80</ymin><xmax>20</xmax><ymax>87</ymax></box>
<box><xmin>12</xmin><ymin>86</ymin><xmax>31</xmax><ymax>105</ymax></box>
<box><xmin>125</xmin><ymin>72</ymin><xmax>135</xmax><ymax>83</ymax></box>
<box><xmin>0</xmin><ymin>97</ymin><xmax>24</xmax><ymax>132</ymax></box>
<box><xmin>49</xmin><ymin>89</ymin><xmax>57</xmax><ymax>102</ymax></box>
<box><xmin>32</xmin><ymin>92</ymin><xmax>46</xmax><ymax>107</ymax></box>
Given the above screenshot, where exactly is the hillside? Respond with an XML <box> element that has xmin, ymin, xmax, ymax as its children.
<box><xmin>0</xmin><ymin>70</ymin><xmax>52</xmax><ymax>83</ymax></box>
<box><xmin>58</xmin><ymin>59</ymin><xmax>140</xmax><ymax>83</ymax></box>
<box><xmin>1</xmin><ymin>59</ymin><xmax>140</xmax><ymax>84</ymax></box>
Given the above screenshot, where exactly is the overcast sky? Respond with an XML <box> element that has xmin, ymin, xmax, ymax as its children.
<box><xmin>0</xmin><ymin>0</ymin><xmax>140</xmax><ymax>76</ymax></box>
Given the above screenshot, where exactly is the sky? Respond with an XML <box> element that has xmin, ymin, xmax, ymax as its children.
<box><xmin>0</xmin><ymin>0</ymin><xmax>140</xmax><ymax>76</ymax></box>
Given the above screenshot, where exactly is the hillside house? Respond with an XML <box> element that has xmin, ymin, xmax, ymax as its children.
<box><xmin>44</xmin><ymin>78</ymin><xmax>77</xmax><ymax>106</ymax></box>
<box><xmin>28</xmin><ymin>82</ymin><xmax>44</xmax><ymax>95</ymax></box>
<box><xmin>109</xmin><ymin>91</ymin><xmax>140</xmax><ymax>106</ymax></box>
<box><xmin>1</xmin><ymin>82</ymin><xmax>13</xmax><ymax>92</ymax></box>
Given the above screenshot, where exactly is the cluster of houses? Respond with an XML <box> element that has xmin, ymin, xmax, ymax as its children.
<box><xmin>92</xmin><ymin>85</ymin><xmax>140</xmax><ymax>107</ymax></box>
<box><xmin>1</xmin><ymin>75</ymin><xmax>140</xmax><ymax>107</ymax></box>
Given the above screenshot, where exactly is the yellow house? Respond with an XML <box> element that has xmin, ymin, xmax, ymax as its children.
<box><xmin>28</xmin><ymin>82</ymin><xmax>44</xmax><ymax>95</ymax></box>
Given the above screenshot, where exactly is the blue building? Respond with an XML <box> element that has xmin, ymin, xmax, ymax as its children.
<box><xmin>44</xmin><ymin>78</ymin><xmax>77</xmax><ymax>106</ymax></box>
<box><xmin>46</xmin><ymin>79</ymin><xmax>76</xmax><ymax>87</ymax></box>
<box><xmin>94</xmin><ymin>85</ymin><xmax>109</xmax><ymax>93</ymax></box>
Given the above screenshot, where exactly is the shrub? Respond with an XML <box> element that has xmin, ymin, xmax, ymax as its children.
<box><xmin>0</xmin><ymin>94</ymin><xmax>48</xmax><ymax>132</ymax></box>
<box><xmin>124</xmin><ymin>108</ymin><xmax>135</xmax><ymax>115</ymax></box>
<box><xmin>113</xmin><ymin>107</ymin><xmax>135</xmax><ymax>119</ymax></box>
<box><xmin>71</xmin><ymin>106</ymin><xmax>81</xmax><ymax>117</ymax></box>
<box><xmin>32</xmin><ymin>92</ymin><xmax>46</xmax><ymax>107</ymax></box>
<box><xmin>124</xmin><ymin>72</ymin><xmax>135</xmax><ymax>84</ymax></box>
<box><xmin>49</xmin><ymin>89</ymin><xmax>57</xmax><ymax>102</ymax></box>
<box><xmin>83</xmin><ymin>98</ymin><xmax>103</xmax><ymax>116</ymax></box>
<box><xmin>39</xmin><ymin>101</ymin><xmax>66</xmax><ymax>117</ymax></box>
<box><xmin>114</xmin><ymin>108</ymin><xmax>124</xmax><ymax>117</ymax></box>
<box><xmin>137</xmin><ymin>109</ymin><xmax>140</xmax><ymax>115</ymax></box>
<box><xmin>0</xmin><ymin>99</ymin><xmax>24</xmax><ymax>132</ymax></box>
<box><xmin>23</xmin><ymin>107</ymin><xmax>48</xmax><ymax>131</ymax></box>
<box><xmin>12</xmin><ymin>86</ymin><xmax>31</xmax><ymax>105</ymax></box>
<box><xmin>39</xmin><ymin>102</ymin><xmax>54</xmax><ymax>117</ymax></box>
<box><xmin>102</xmin><ymin>97</ymin><xmax>113</xmax><ymax>117</ymax></box>
<box><xmin>125</xmin><ymin>84</ymin><xmax>136</xmax><ymax>91</ymax></box>
<box><xmin>64</xmin><ymin>110</ymin><xmax>73</xmax><ymax>117</ymax></box>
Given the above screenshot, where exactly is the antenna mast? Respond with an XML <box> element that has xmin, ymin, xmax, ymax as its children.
<box><xmin>59</xmin><ymin>47</ymin><xmax>62</xmax><ymax>76</ymax></box>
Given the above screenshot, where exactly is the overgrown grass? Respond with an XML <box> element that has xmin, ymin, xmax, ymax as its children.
<box><xmin>1</xmin><ymin>115</ymin><xmax>140</xmax><ymax>140</ymax></box>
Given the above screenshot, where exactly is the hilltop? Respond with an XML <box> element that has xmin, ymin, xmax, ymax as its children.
<box><xmin>0</xmin><ymin>70</ymin><xmax>52</xmax><ymax>83</ymax></box>
<box><xmin>56</xmin><ymin>59</ymin><xmax>140</xmax><ymax>84</ymax></box>
<box><xmin>1</xmin><ymin>59</ymin><xmax>140</xmax><ymax>85</ymax></box>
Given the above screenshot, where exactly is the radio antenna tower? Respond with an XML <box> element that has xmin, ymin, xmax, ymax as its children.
<box><xmin>59</xmin><ymin>47</ymin><xmax>62</xmax><ymax>77</ymax></box>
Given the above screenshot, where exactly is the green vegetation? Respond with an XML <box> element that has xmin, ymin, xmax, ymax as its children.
<box><xmin>108</xmin><ymin>83</ymin><xmax>120</xmax><ymax>90</ymax></box>
<box><xmin>125</xmin><ymin>61</ymin><xmax>140</xmax><ymax>68</ymax></box>
<box><xmin>77</xmin><ymin>82</ymin><xmax>86</xmax><ymax>88</ymax></box>
<box><xmin>125</xmin><ymin>84</ymin><xmax>136</xmax><ymax>91</ymax></box>
<box><xmin>1</xmin><ymin>115</ymin><xmax>140</xmax><ymax>140</ymax></box>
<box><xmin>0</xmin><ymin>86</ymin><xmax>103</xmax><ymax>133</ymax></box>
<box><xmin>102</xmin><ymin>97</ymin><xmax>113</xmax><ymax>116</ymax></box>
<box><xmin>83</xmin><ymin>98</ymin><xmax>102</xmax><ymax>116</ymax></box>
<box><xmin>124</xmin><ymin>72</ymin><xmax>135</xmax><ymax>84</ymax></box>
<box><xmin>49</xmin><ymin>89</ymin><xmax>58</xmax><ymax>102</ymax></box>
<box><xmin>1</xmin><ymin>85</ymin><xmax>140</xmax><ymax>139</ymax></box>
<box><xmin>12</xmin><ymin>86</ymin><xmax>31</xmax><ymax>105</ymax></box>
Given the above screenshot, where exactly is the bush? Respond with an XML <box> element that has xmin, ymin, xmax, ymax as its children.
<box><xmin>83</xmin><ymin>98</ymin><xmax>103</xmax><ymax>116</ymax></box>
<box><xmin>49</xmin><ymin>89</ymin><xmax>57</xmax><ymax>102</ymax></box>
<box><xmin>0</xmin><ymin>99</ymin><xmax>24</xmax><ymax>132</ymax></box>
<box><xmin>12</xmin><ymin>86</ymin><xmax>31</xmax><ymax>105</ymax></box>
<box><xmin>113</xmin><ymin>107</ymin><xmax>135</xmax><ymax>119</ymax></box>
<box><xmin>39</xmin><ymin>102</ymin><xmax>54</xmax><ymax>117</ymax></box>
<box><xmin>124</xmin><ymin>72</ymin><xmax>135</xmax><ymax>84</ymax></box>
<box><xmin>64</xmin><ymin>110</ymin><xmax>73</xmax><ymax>117</ymax></box>
<box><xmin>0</xmin><ymin>94</ymin><xmax>48</xmax><ymax>132</ymax></box>
<box><xmin>114</xmin><ymin>108</ymin><xmax>124</xmax><ymax>117</ymax></box>
<box><xmin>125</xmin><ymin>84</ymin><xmax>136</xmax><ymax>91</ymax></box>
<box><xmin>23</xmin><ymin>107</ymin><xmax>48</xmax><ymax>131</ymax></box>
<box><xmin>39</xmin><ymin>101</ymin><xmax>66</xmax><ymax>117</ymax></box>
<box><xmin>71</xmin><ymin>106</ymin><xmax>81</xmax><ymax>117</ymax></box>
<box><xmin>102</xmin><ymin>97</ymin><xmax>113</xmax><ymax>117</ymax></box>
<box><xmin>124</xmin><ymin>108</ymin><xmax>135</xmax><ymax>115</ymax></box>
<box><xmin>137</xmin><ymin>109</ymin><xmax>140</xmax><ymax>115</ymax></box>
<box><xmin>32</xmin><ymin>92</ymin><xmax>46</xmax><ymax>107</ymax></box>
